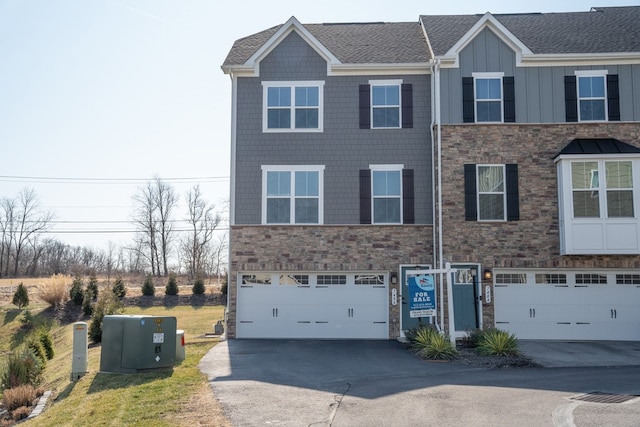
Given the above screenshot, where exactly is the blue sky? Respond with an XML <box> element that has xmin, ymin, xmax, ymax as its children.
<box><xmin>0</xmin><ymin>0</ymin><xmax>634</xmax><ymax>250</ymax></box>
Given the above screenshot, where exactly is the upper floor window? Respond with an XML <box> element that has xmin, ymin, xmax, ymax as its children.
<box><xmin>359</xmin><ymin>81</ymin><xmax>413</xmax><ymax>129</ymax></box>
<box><xmin>477</xmin><ymin>165</ymin><xmax>506</xmax><ymax>220</ymax></box>
<box><xmin>571</xmin><ymin>160</ymin><xmax>634</xmax><ymax>218</ymax></box>
<box><xmin>371</xmin><ymin>166</ymin><xmax>402</xmax><ymax>223</ymax></box>
<box><xmin>564</xmin><ymin>71</ymin><xmax>620</xmax><ymax>122</ymax></box>
<box><xmin>462</xmin><ymin>73</ymin><xmax>515</xmax><ymax>123</ymax></box>
<box><xmin>576</xmin><ymin>71</ymin><xmax>607</xmax><ymax>121</ymax></box>
<box><xmin>261</xmin><ymin>165</ymin><xmax>324</xmax><ymax>224</ymax></box>
<box><xmin>474</xmin><ymin>73</ymin><xmax>503</xmax><ymax>123</ymax></box>
<box><xmin>464</xmin><ymin>164</ymin><xmax>519</xmax><ymax>222</ymax></box>
<box><xmin>359</xmin><ymin>166</ymin><xmax>414</xmax><ymax>224</ymax></box>
<box><xmin>262</xmin><ymin>81</ymin><xmax>324</xmax><ymax>132</ymax></box>
<box><xmin>371</xmin><ymin>82</ymin><xmax>401</xmax><ymax>128</ymax></box>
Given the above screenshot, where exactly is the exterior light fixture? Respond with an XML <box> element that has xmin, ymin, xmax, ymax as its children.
<box><xmin>483</xmin><ymin>269</ymin><xmax>492</xmax><ymax>281</ymax></box>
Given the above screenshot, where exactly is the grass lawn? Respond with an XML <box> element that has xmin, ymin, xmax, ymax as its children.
<box><xmin>1</xmin><ymin>301</ymin><xmax>230</xmax><ymax>427</ymax></box>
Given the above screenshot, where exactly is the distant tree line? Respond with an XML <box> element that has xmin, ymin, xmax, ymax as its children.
<box><xmin>0</xmin><ymin>180</ymin><xmax>227</xmax><ymax>279</ymax></box>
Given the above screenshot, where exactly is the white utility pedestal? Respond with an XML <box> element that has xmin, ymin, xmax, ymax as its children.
<box><xmin>71</xmin><ymin>322</ymin><xmax>88</xmax><ymax>381</ymax></box>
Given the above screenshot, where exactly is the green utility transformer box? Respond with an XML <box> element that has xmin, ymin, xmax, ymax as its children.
<box><xmin>100</xmin><ymin>315</ymin><xmax>177</xmax><ymax>374</ymax></box>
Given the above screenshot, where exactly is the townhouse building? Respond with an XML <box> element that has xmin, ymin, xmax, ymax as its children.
<box><xmin>222</xmin><ymin>6</ymin><xmax>640</xmax><ymax>341</ymax></box>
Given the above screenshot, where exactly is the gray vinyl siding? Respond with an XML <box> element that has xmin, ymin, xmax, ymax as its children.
<box><xmin>441</xmin><ymin>27</ymin><xmax>640</xmax><ymax>124</ymax></box>
<box><xmin>234</xmin><ymin>31</ymin><xmax>433</xmax><ymax>225</ymax></box>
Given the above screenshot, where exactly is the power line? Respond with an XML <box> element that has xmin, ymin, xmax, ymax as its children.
<box><xmin>0</xmin><ymin>175</ymin><xmax>229</xmax><ymax>184</ymax></box>
<box><xmin>40</xmin><ymin>227</ymin><xmax>229</xmax><ymax>234</ymax></box>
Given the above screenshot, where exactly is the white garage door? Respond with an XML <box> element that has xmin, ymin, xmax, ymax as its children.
<box><xmin>494</xmin><ymin>271</ymin><xmax>640</xmax><ymax>341</ymax></box>
<box><xmin>236</xmin><ymin>272</ymin><xmax>388</xmax><ymax>339</ymax></box>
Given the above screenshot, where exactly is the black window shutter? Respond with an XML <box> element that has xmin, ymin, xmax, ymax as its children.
<box><xmin>506</xmin><ymin>164</ymin><xmax>519</xmax><ymax>221</ymax></box>
<box><xmin>462</xmin><ymin>77</ymin><xmax>475</xmax><ymax>123</ymax></box>
<box><xmin>359</xmin><ymin>169</ymin><xmax>371</xmax><ymax>224</ymax></box>
<box><xmin>402</xmin><ymin>169</ymin><xmax>414</xmax><ymax>224</ymax></box>
<box><xmin>464</xmin><ymin>164</ymin><xmax>477</xmax><ymax>221</ymax></box>
<box><xmin>401</xmin><ymin>84</ymin><xmax>413</xmax><ymax>128</ymax></box>
<box><xmin>564</xmin><ymin>76</ymin><xmax>578</xmax><ymax>122</ymax></box>
<box><xmin>359</xmin><ymin>85</ymin><xmax>371</xmax><ymax>129</ymax></box>
<box><xmin>607</xmin><ymin>74</ymin><xmax>620</xmax><ymax>121</ymax></box>
<box><xmin>503</xmin><ymin>76</ymin><xmax>515</xmax><ymax>123</ymax></box>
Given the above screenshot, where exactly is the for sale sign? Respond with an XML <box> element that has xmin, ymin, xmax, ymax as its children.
<box><xmin>408</xmin><ymin>273</ymin><xmax>436</xmax><ymax>318</ymax></box>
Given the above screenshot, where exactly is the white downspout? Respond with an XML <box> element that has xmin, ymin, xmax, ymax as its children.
<box><xmin>227</xmin><ymin>72</ymin><xmax>238</xmax><ymax>324</ymax></box>
<box><xmin>433</xmin><ymin>59</ymin><xmax>446</xmax><ymax>335</ymax></box>
<box><xmin>428</xmin><ymin>60</ymin><xmax>439</xmax><ymax>331</ymax></box>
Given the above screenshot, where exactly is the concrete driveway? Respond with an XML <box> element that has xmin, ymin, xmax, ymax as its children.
<box><xmin>199</xmin><ymin>340</ymin><xmax>640</xmax><ymax>426</ymax></box>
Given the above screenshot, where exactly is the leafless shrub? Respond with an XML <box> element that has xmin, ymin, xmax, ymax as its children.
<box><xmin>11</xmin><ymin>406</ymin><xmax>31</xmax><ymax>421</ymax></box>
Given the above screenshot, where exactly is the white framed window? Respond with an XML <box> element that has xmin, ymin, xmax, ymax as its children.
<box><xmin>477</xmin><ymin>165</ymin><xmax>506</xmax><ymax>221</ymax></box>
<box><xmin>575</xmin><ymin>70</ymin><xmax>608</xmax><ymax>122</ymax></box>
<box><xmin>571</xmin><ymin>160</ymin><xmax>635</xmax><ymax>219</ymax></box>
<box><xmin>473</xmin><ymin>72</ymin><xmax>504</xmax><ymax>123</ymax></box>
<box><xmin>370</xmin><ymin>164</ymin><xmax>403</xmax><ymax>224</ymax></box>
<box><xmin>262</xmin><ymin>81</ymin><xmax>324</xmax><ymax>132</ymax></box>
<box><xmin>261</xmin><ymin>165</ymin><xmax>324</xmax><ymax>224</ymax></box>
<box><xmin>370</xmin><ymin>80</ymin><xmax>402</xmax><ymax>129</ymax></box>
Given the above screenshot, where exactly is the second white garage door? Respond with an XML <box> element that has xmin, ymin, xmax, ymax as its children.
<box><xmin>236</xmin><ymin>272</ymin><xmax>389</xmax><ymax>339</ymax></box>
<box><xmin>494</xmin><ymin>270</ymin><xmax>640</xmax><ymax>341</ymax></box>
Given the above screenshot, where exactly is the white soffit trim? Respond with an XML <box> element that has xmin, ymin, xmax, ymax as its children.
<box><xmin>443</xmin><ymin>12</ymin><xmax>532</xmax><ymax>67</ymax></box>
<box><xmin>244</xmin><ymin>16</ymin><xmax>340</xmax><ymax>77</ymax></box>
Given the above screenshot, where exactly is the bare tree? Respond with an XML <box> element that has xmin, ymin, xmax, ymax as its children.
<box><xmin>9</xmin><ymin>189</ymin><xmax>53</xmax><ymax>277</ymax></box>
<box><xmin>132</xmin><ymin>181</ymin><xmax>160</xmax><ymax>275</ymax></box>
<box><xmin>208</xmin><ymin>232</ymin><xmax>228</xmax><ymax>281</ymax></box>
<box><xmin>0</xmin><ymin>197</ymin><xmax>16</xmax><ymax>277</ymax></box>
<box><xmin>131</xmin><ymin>177</ymin><xmax>177</xmax><ymax>276</ymax></box>
<box><xmin>181</xmin><ymin>185</ymin><xmax>221</xmax><ymax>279</ymax></box>
<box><xmin>152</xmin><ymin>177</ymin><xmax>177</xmax><ymax>276</ymax></box>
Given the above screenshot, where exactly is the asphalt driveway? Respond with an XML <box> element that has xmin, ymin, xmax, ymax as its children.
<box><xmin>199</xmin><ymin>340</ymin><xmax>640</xmax><ymax>426</ymax></box>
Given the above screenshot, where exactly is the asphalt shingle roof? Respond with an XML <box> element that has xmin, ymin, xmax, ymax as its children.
<box><xmin>421</xmin><ymin>6</ymin><xmax>640</xmax><ymax>56</ymax></box>
<box><xmin>224</xmin><ymin>7</ymin><xmax>640</xmax><ymax>69</ymax></box>
<box><xmin>223</xmin><ymin>21</ymin><xmax>429</xmax><ymax>67</ymax></box>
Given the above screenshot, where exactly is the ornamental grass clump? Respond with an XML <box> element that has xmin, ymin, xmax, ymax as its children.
<box><xmin>476</xmin><ymin>328</ymin><xmax>520</xmax><ymax>356</ymax></box>
<box><xmin>410</xmin><ymin>326</ymin><xmax>458</xmax><ymax>360</ymax></box>
<box><xmin>1</xmin><ymin>384</ymin><xmax>37</xmax><ymax>412</ymax></box>
<box><xmin>38</xmin><ymin>274</ymin><xmax>71</xmax><ymax>309</ymax></box>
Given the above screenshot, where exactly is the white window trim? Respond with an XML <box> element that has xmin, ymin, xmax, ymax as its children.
<box><xmin>370</xmin><ymin>164</ymin><xmax>403</xmax><ymax>224</ymax></box>
<box><xmin>476</xmin><ymin>164</ymin><xmax>507</xmax><ymax>222</ymax></box>
<box><xmin>557</xmin><ymin>156</ymin><xmax>640</xmax><ymax>255</ymax></box>
<box><xmin>569</xmin><ymin>159</ymin><xmax>636</xmax><ymax>220</ymax></box>
<box><xmin>574</xmin><ymin>70</ymin><xmax>608</xmax><ymax>122</ymax></box>
<box><xmin>472</xmin><ymin>72</ymin><xmax>504</xmax><ymax>124</ymax></box>
<box><xmin>261</xmin><ymin>165</ymin><xmax>325</xmax><ymax>224</ymax></box>
<box><xmin>369</xmin><ymin>79</ymin><xmax>403</xmax><ymax>129</ymax></box>
<box><xmin>262</xmin><ymin>81</ymin><xmax>324</xmax><ymax>133</ymax></box>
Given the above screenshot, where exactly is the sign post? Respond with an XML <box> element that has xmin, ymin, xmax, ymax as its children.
<box><xmin>405</xmin><ymin>263</ymin><xmax>457</xmax><ymax>341</ymax></box>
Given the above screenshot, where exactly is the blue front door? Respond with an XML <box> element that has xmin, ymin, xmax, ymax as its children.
<box><xmin>451</xmin><ymin>265</ymin><xmax>480</xmax><ymax>332</ymax></box>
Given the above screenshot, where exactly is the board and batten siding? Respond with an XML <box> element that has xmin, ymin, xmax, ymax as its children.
<box><xmin>233</xmin><ymin>31</ymin><xmax>433</xmax><ymax>225</ymax></box>
<box><xmin>440</xmin><ymin>27</ymin><xmax>640</xmax><ymax>124</ymax></box>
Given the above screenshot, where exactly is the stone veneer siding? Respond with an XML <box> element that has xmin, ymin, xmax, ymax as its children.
<box><xmin>228</xmin><ymin>225</ymin><xmax>434</xmax><ymax>339</ymax></box>
<box><xmin>438</xmin><ymin>122</ymin><xmax>640</xmax><ymax>328</ymax></box>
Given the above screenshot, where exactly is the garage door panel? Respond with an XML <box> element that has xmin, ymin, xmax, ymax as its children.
<box><xmin>494</xmin><ymin>274</ymin><xmax>640</xmax><ymax>341</ymax></box>
<box><xmin>237</xmin><ymin>272</ymin><xmax>388</xmax><ymax>339</ymax></box>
